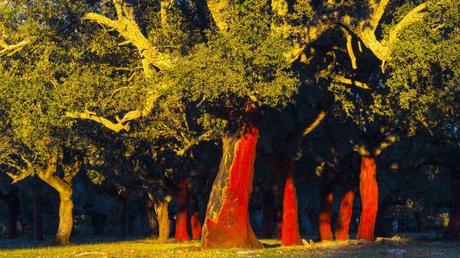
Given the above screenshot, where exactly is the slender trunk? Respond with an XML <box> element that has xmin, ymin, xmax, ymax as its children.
<box><xmin>118</xmin><ymin>197</ymin><xmax>127</xmax><ymax>240</ymax></box>
<box><xmin>319</xmin><ymin>188</ymin><xmax>334</xmax><ymax>241</ymax></box>
<box><xmin>175</xmin><ymin>180</ymin><xmax>189</xmax><ymax>241</ymax></box>
<box><xmin>190</xmin><ymin>211</ymin><xmax>202</xmax><ymax>240</ymax></box>
<box><xmin>356</xmin><ymin>156</ymin><xmax>378</xmax><ymax>241</ymax></box>
<box><xmin>155</xmin><ymin>197</ymin><xmax>171</xmax><ymax>242</ymax></box>
<box><xmin>189</xmin><ymin>195</ymin><xmax>202</xmax><ymax>240</ymax></box>
<box><xmin>273</xmin><ymin>158</ymin><xmax>302</xmax><ymax>245</ymax></box>
<box><xmin>6</xmin><ymin>190</ymin><xmax>20</xmax><ymax>239</ymax></box>
<box><xmin>334</xmin><ymin>190</ymin><xmax>355</xmax><ymax>240</ymax></box>
<box><xmin>33</xmin><ymin>195</ymin><xmax>44</xmax><ymax>241</ymax></box>
<box><xmin>54</xmin><ymin>189</ymin><xmax>73</xmax><ymax>246</ymax></box>
<box><xmin>447</xmin><ymin>179</ymin><xmax>460</xmax><ymax>235</ymax></box>
<box><xmin>146</xmin><ymin>197</ymin><xmax>159</xmax><ymax>238</ymax></box>
<box><xmin>262</xmin><ymin>190</ymin><xmax>275</xmax><ymax>238</ymax></box>
<box><xmin>201</xmin><ymin>109</ymin><xmax>262</xmax><ymax>249</ymax></box>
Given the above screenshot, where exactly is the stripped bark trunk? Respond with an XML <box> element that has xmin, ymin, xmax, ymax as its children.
<box><xmin>334</xmin><ymin>190</ymin><xmax>355</xmax><ymax>240</ymax></box>
<box><xmin>318</xmin><ymin>187</ymin><xmax>334</xmax><ymax>241</ymax></box>
<box><xmin>175</xmin><ymin>180</ymin><xmax>189</xmax><ymax>241</ymax></box>
<box><xmin>273</xmin><ymin>158</ymin><xmax>302</xmax><ymax>245</ymax></box>
<box><xmin>201</xmin><ymin>107</ymin><xmax>262</xmax><ymax>248</ymax></box>
<box><xmin>356</xmin><ymin>156</ymin><xmax>378</xmax><ymax>241</ymax></box>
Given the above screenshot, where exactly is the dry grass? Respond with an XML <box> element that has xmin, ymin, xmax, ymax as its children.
<box><xmin>0</xmin><ymin>237</ymin><xmax>459</xmax><ymax>257</ymax></box>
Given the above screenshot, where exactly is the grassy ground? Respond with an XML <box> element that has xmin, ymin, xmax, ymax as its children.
<box><xmin>0</xmin><ymin>237</ymin><xmax>460</xmax><ymax>257</ymax></box>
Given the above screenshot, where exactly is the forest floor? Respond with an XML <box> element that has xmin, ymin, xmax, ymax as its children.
<box><xmin>0</xmin><ymin>236</ymin><xmax>460</xmax><ymax>257</ymax></box>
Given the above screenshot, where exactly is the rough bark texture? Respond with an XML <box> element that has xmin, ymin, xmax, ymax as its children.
<box><xmin>190</xmin><ymin>211</ymin><xmax>202</xmax><ymax>240</ymax></box>
<box><xmin>201</xmin><ymin>110</ymin><xmax>262</xmax><ymax>249</ymax></box>
<box><xmin>175</xmin><ymin>180</ymin><xmax>189</xmax><ymax>241</ymax></box>
<box><xmin>447</xmin><ymin>179</ymin><xmax>460</xmax><ymax>235</ymax></box>
<box><xmin>54</xmin><ymin>190</ymin><xmax>73</xmax><ymax>246</ymax></box>
<box><xmin>335</xmin><ymin>190</ymin><xmax>355</xmax><ymax>240</ymax></box>
<box><xmin>146</xmin><ymin>197</ymin><xmax>159</xmax><ymax>238</ymax></box>
<box><xmin>33</xmin><ymin>195</ymin><xmax>44</xmax><ymax>240</ymax></box>
<box><xmin>319</xmin><ymin>189</ymin><xmax>334</xmax><ymax>241</ymax></box>
<box><xmin>356</xmin><ymin>156</ymin><xmax>378</xmax><ymax>241</ymax></box>
<box><xmin>155</xmin><ymin>197</ymin><xmax>171</xmax><ymax>242</ymax></box>
<box><xmin>273</xmin><ymin>158</ymin><xmax>302</xmax><ymax>246</ymax></box>
<box><xmin>189</xmin><ymin>195</ymin><xmax>202</xmax><ymax>240</ymax></box>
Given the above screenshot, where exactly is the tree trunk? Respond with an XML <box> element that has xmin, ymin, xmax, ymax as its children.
<box><xmin>155</xmin><ymin>197</ymin><xmax>171</xmax><ymax>242</ymax></box>
<box><xmin>6</xmin><ymin>189</ymin><xmax>20</xmax><ymax>239</ymax></box>
<box><xmin>54</xmin><ymin>189</ymin><xmax>73</xmax><ymax>246</ymax></box>
<box><xmin>189</xmin><ymin>194</ymin><xmax>202</xmax><ymax>240</ymax></box>
<box><xmin>117</xmin><ymin>197</ymin><xmax>127</xmax><ymax>240</ymax></box>
<box><xmin>356</xmin><ymin>156</ymin><xmax>378</xmax><ymax>241</ymax></box>
<box><xmin>319</xmin><ymin>188</ymin><xmax>334</xmax><ymax>241</ymax></box>
<box><xmin>33</xmin><ymin>195</ymin><xmax>44</xmax><ymax>241</ymax></box>
<box><xmin>175</xmin><ymin>180</ymin><xmax>189</xmax><ymax>241</ymax></box>
<box><xmin>201</xmin><ymin>113</ymin><xmax>262</xmax><ymax>249</ymax></box>
<box><xmin>334</xmin><ymin>190</ymin><xmax>355</xmax><ymax>240</ymax></box>
<box><xmin>447</xmin><ymin>179</ymin><xmax>460</xmax><ymax>235</ymax></box>
<box><xmin>273</xmin><ymin>158</ymin><xmax>302</xmax><ymax>245</ymax></box>
<box><xmin>146</xmin><ymin>197</ymin><xmax>159</xmax><ymax>238</ymax></box>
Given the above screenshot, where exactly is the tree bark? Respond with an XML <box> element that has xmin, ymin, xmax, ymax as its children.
<box><xmin>201</xmin><ymin>109</ymin><xmax>262</xmax><ymax>249</ymax></box>
<box><xmin>273</xmin><ymin>158</ymin><xmax>302</xmax><ymax>245</ymax></box>
<box><xmin>356</xmin><ymin>156</ymin><xmax>378</xmax><ymax>241</ymax></box>
<box><xmin>33</xmin><ymin>194</ymin><xmax>44</xmax><ymax>241</ymax></box>
<box><xmin>175</xmin><ymin>180</ymin><xmax>189</xmax><ymax>241</ymax></box>
<box><xmin>334</xmin><ymin>190</ymin><xmax>355</xmax><ymax>240</ymax></box>
<box><xmin>447</xmin><ymin>179</ymin><xmax>460</xmax><ymax>235</ymax></box>
<box><xmin>318</xmin><ymin>188</ymin><xmax>334</xmax><ymax>241</ymax></box>
<box><xmin>155</xmin><ymin>197</ymin><xmax>171</xmax><ymax>242</ymax></box>
<box><xmin>146</xmin><ymin>197</ymin><xmax>159</xmax><ymax>238</ymax></box>
<box><xmin>189</xmin><ymin>195</ymin><xmax>202</xmax><ymax>240</ymax></box>
<box><xmin>54</xmin><ymin>189</ymin><xmax>73</xmax><ymax>246</ymax></box>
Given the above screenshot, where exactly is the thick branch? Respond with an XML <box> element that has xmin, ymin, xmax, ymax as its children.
<box><xmin>66</xmin><ymin>110</ymin><xmax>130</xmax><ymax>132</ymax></box>
<box><xmin>83</xmin><ymin>0</ymin><xmax>173</xmax><ymax>77</ymax></box>
<box><xmin>303</xmin><ymin>111</ymin><xmax>327</xmax><ymax>136</ymax></box>
<box><xmin>340</xmin><ymin>28</ymin><xmax>357</xmax><ymax>70</ymax></box>
<box><xmin>333</xmin><ymin>75</ymin><xmax>370</xmax><ymax>90</ymax></box>
<box><xmin>175</xmin><ymin>131</ymin><xmax>213</xmax><ymax>156</ymax></box>
<box><xmin>0</xmin><ymin>38</ymin><xmax>31</xmax><ymax>57</ymax></box>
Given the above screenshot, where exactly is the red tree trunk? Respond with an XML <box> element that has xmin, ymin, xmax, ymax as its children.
<box><xmin>356</xmin><ymin>156</ymin><xmax>378</xmax><ymax>241</ymax></box>
<box><xmin>319</xmin><ymin>189</ymin><xmax>334</xmax><ymax>241</ymax></box>
<box><xmin>201</xmin><ymin>109</ymin><xmax>262</xmax><ymax>248</ymax></box>
<box><xmin>175</xmin><ymin>180</ymin><xmax>189</xmax><ymax>241</ymax></box>
<box><xmin>273</xmin><ymin>158</ymin><xmax>302</xmax><ymax>246</ymax></box>
<box><xmin>190</xmin><ymin>211</ymin><xmax>202</xmax><ymax>240</ymax></box>
<box><xmin>447</xmin><ymin>179</ymin><xmax>460</xmax><ymax>235</ymax></box>
<box><xmin>334</xmin><ymin>190</ymin><xmax>355</xmax><ymax>240</ymax></box>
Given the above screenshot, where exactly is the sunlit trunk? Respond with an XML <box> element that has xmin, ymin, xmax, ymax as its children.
<box><xmin>334</xmin><ymin>190</ymin><xmax>355</xmax><ymax>240</ymax></box>
<box><xmin>175</xmin><ymin>180</ymin><xmax>189</xmax><ymax>241</ymax></box>
<box><xmin>201</xmin><ymin>108</ymin><xmax>262</xmax><ymax>248</ymax></box>
<box><xmin>356</xmin><ymin>156</ymin><xmax>378</xmax><ymax>241</ymax></box>
<box><xmin>155</xmin><ymin>197</ymin><xmax>171</xmax><ymax>242</ymax></box>
<box><xmin>273</xmin><ymin>158</ymin><xmax>302</xmax><ymax>245</ymax></box>
<box><xmin>54</xmin><ymin>189</ymin><xmax>73</xmax><ymax>246</ymax></box>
